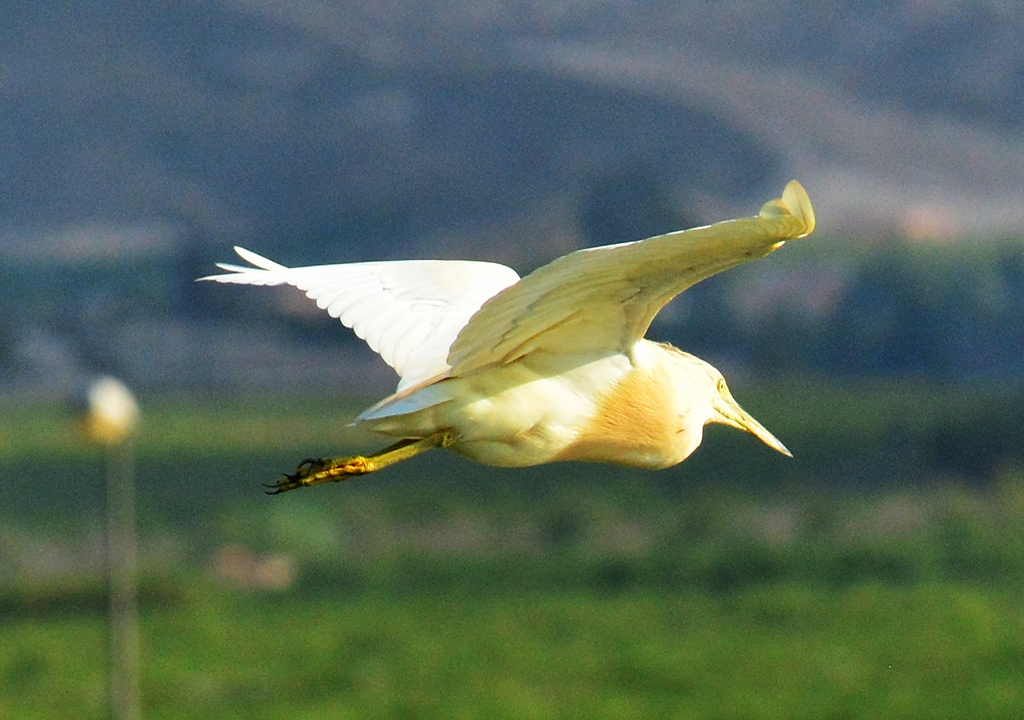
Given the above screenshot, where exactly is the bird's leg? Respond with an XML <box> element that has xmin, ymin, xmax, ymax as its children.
<box><xmin>266</xmin><ymin>432</ymin><xmax>452</xmax><ymax>494</ymax></box>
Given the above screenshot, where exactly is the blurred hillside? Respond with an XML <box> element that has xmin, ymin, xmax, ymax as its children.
<box><xmin>3</xmin><ymin>0</ymin><xmax>1024</xmax><ymax>397</ymax></box>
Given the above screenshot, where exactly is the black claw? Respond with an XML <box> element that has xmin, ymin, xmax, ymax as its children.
<box><xmin>264</xmin><ymin>471</ymin><xmax>303</xmax><ymax>495</ymax></box>
<box><xmin>264</xmin><ymin>457</ymin><xmax>329</xmax><ymax>496</ymax></box>
<box><xmin>263</xmin><ymin>478</ymin><xmax>290</xmax><ymax>495</ymax></box>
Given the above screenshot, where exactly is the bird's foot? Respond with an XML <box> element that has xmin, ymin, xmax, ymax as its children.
<box><xmin>265</xmin><ymin>456</ymin><xmax>371</xmax><ymax>494</ymax></box>
<box><xmin>264</xmin><ymin>434</ymin><xmax>451</xmax><ymax>495</ymax></box>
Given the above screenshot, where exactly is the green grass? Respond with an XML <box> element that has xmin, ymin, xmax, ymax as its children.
<box><xmin>3</xmin><ymin>579</ymin><xmax>1024</xmax><ymax>719</ymax></box>
<box><xmin>4</xmin><ymin>384</ymin><xmax>1024</xmax><ymax>717</ymax></box>
<box><xmin>5</xmin><ymin>475</ymin><xmax>1024</xmax><ymax>718</ymax></box>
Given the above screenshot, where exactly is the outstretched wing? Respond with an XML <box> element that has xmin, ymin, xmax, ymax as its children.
<box><xmin>200</xmin><ymin>247</ymin><xmax>521</xmax><ymax>390</ymax></box>
<box><xmin>447</xmin><ymin>181</ymin><xmax>815</xmax><ymax>376</ymax></box>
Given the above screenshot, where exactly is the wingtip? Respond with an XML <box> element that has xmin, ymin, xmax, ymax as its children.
<box><xmin>760</xmin><ymin>180</ymin><xmax>815</xmax><ymax>237</ymax></box>
<box><xmin>195</xmin><ymin>247</ymin><xmax>288</xmax><ymax>282</ymax></box>
<box><xmin>233</xmin><ymin>246</ymin><xmax>287</xmax><ymax>271</ymax></box>
<box><xmin>782</xmin><ymin>180</ymin><xmax>815</xmax><ymax>236</ymax></box>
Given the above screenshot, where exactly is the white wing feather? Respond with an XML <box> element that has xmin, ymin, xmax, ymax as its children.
<box><xmin>447</xmin><ymin>181</ymin><xmax>815</xmax><ymax>376</ymax></box>
<box><xmin>200</xmin><ymin>249</ymin><xmax>521</xmax><ymax>390</ymax></box>
<box><xmin>201</xmin><ymin>181</ymin><xmax>813</xmax><ymax>422</ymax></box>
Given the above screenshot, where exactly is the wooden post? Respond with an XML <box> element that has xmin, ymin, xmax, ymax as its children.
<box><xmin>105</xmin><ymin>437</ymin><xmax>140</xmax><ymax>720</ymax></box>
<box><xmin>81</xmin><ymin>377</ymin><xmax>141</xmax><ymax>720</ymax></box>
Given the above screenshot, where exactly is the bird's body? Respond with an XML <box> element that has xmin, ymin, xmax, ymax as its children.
<box><xmin>201</xmin><ymin>181</ymin><xmax>815</xmax><ymax>492</ymax></box>
<box><xmin>361</xmin><ymin>341</ymin><xmax>752</xmax><ymax>470</ymax></box>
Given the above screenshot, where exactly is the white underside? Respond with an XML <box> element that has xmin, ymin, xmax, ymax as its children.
<box><xmin>357</xmin><ymin>349</ymin><xmax>639</xmax><ymax>467</ymax></box>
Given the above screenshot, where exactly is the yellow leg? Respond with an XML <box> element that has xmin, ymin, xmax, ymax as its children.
<box><xmin>266</xmin><ymin>432</ymin><xmax>451</xmax><ymax>494</ymax></box>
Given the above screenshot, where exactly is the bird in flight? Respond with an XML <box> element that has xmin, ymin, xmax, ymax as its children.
<box><xmin>202</xmin><ymin>181</ymin><xmax>814</xmax><ymax>493</ymax></box>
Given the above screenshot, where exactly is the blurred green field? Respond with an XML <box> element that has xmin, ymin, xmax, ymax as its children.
<box><xmin>5</xmin><ymin>580</ymin><xmax>1024</xmax><ymax>719</ymax></box>
<box><xmin>2</xmin><ymin>381</ymin><xmax>1024</xmax><ymax>718</ymax></box>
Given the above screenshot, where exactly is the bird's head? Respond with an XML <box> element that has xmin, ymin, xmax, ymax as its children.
<box><xmin>707</xmin><ymin>370</ymin><xmax>790</xmax><ymax>457</ymax></box>
<box><xmin>666</xmin><ymin>349</ymin><xmax>790</xmax><ymax>459</ymax></box>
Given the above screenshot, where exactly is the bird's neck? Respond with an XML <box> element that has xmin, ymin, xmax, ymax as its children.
<box><xmin>551</xmin><ymin>341</ymin><xmax>708</xmax><ymax>468</ymax></box>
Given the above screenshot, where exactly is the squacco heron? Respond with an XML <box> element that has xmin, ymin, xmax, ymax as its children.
<box><xmin>202</xmin><ymin>181</ymin><xmax>814</xmax><ymax>493</ymax></box>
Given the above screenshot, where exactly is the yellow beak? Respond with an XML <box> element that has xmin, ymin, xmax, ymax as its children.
<box><xmin>714</xmin><ymin>391</ymin><xmax>791</xmax><ymax>457</ymax></box>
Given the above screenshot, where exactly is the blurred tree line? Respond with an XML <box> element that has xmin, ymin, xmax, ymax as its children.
<box><xmin>2</xmin><ymin>156</ymin><xmax>1023</xmax><ymax>392</ymax></box>
<box><xmin>661</xmin><ymin>237</ymin><xmax>1024</xmax><ymax>382</ymax></box>
<box><xmin>4</xmin><ymin>230</ymin><xmax>1024</xmax><ymax>393</ymax></box>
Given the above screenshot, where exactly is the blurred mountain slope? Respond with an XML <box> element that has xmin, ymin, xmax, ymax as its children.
<box><xmin>2</xmin><ymin>0</ymin><xmax>1024</xmax><ymax>252</ymax></box>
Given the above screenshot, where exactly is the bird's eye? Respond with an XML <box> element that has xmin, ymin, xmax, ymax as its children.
<box><xmin>716</xmin><ymin>378</ymin><xmax>726</xmax><ymax>394</ymax></box>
